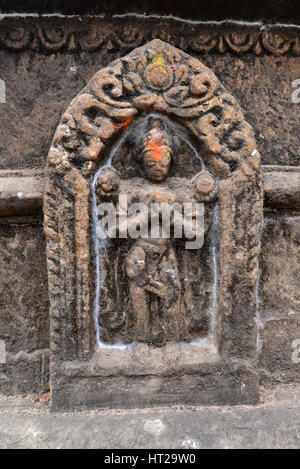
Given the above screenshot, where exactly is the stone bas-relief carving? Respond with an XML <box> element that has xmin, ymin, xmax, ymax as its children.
<box><xmin>45</xmin><ymin>39</ymin><xmax>263</xmax><ymax>409</ymax></box>
<box><xmin>95</xmin><ymin>118</ymin><xmax>217</xmax><ymax>346</ymax></box>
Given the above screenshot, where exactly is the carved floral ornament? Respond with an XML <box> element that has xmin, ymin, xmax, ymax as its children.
<box><xmin>0</xmin><ymin>20</ymin><xmax>299</xmax><ymax>56</ymax></box>
<box><xmin>48</xmin><ymin>39</ymin><xmax>260</xmax><ymax>181</ymax></box>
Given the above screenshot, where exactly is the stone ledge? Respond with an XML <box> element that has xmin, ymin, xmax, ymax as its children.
<box><xmin>0</xmin><ymin>170</ymin><xmax>44</xmax><ymax>217</ymax></box>
<box><xmin>61</xmin><ymin>341</ymin><xmax>219</xmax><ymax>378</ymax></box>
<box><xmin>263</xmin><ymin>166</ymin><xmax>300</xmax><ymax>210</ymax></box>
<box><xmin>0</xmin><ymin>166</ymin><xmax>299</xmax><ymax>216</ymax></box>
<box><xmin>0</xmin><ymin>384</ymin><xmax>299</xmax><ymax>449</ymax></box>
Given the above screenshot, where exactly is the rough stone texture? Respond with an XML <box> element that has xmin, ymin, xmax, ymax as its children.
<box><xmin>205</xmin><ymin>55</ymin><xmax>300</xmax><ymax>166</ymax></box>
<box><xmin>263</xmin><ymin>168</ymin><xmax>300</xmax><ymax>209</ymax></box>
<box><xmin>0</xmin><ymin>18</ymin><xmax>299</xmax><ymax>170</ymax></box>
<box><xmin>260</xmin><ymin>214</ymin><xmax>300</xmax><ymax>323</ymax></box>
<box><xmin>258</xmin><ymin>213</ymin><xmax>300</xmax><ymax>385</ymax></box>
<box><xmin>0</xmin><ymin>170</ymin><xmax>44</xmax><ymax>216</ymax></box>
<box><xmin>0</xmin><ymin>221</ymin><xmax>50</xmax><ymax>395</ymax></box>
<box><xmin>259</xmin><ymin>319</ymin><xmax>300</xmax><ymax>385</ymax></box>
<box><xmin>0</xmin><ymin>15</ymin><xmax>299</xmax><ymax>401</ymax></box>
<box><xmin>0</xmin><ymin>385</ymin><xmax>299</xmax><ymax>449</ymax></box>
<box><xmin>0</xmin><ymin>172</ymin><xmax>298</xmax><ymax>396</ymax></box>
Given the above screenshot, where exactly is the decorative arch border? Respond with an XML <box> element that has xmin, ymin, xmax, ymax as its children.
<box><xmin>44</xmin><ymin>40</ymin><xmax>263</xmax><ymax>407</ymax></box>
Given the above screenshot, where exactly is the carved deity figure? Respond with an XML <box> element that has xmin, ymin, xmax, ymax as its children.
<box><xmin>96</xmin><ymin>117</ymin><xmax>217</xmax><ymax>346</ymax></box>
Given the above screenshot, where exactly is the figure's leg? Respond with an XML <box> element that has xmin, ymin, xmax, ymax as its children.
<box><xmin>161</xmin><ymin>248</ymin><xmax>182</xmax><ymax>342</ymax></box>
<box><xmin>129</xmin><ymin>282</ymin><xmax>149</xmax><ymax>342</ymax></box>
<box><xmin>126</xmin><ymin>244</ymin><xmax>149</xmax><ymax>342</ymax></box>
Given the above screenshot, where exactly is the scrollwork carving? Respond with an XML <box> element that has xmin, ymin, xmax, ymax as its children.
<box><xmin>36</xmin><ymin>25</ymin><xmax>68</xmax><ymax>52</ymax></box>
<box><xmin>0</xmin><ymin>19</ymin><xmax>298</xmax><ymax>56</ymax></box>
<box><xmin>0</xmin><ymin>25</ymin><xmax>30</xmax><ymax>50</ymax></box>
<box><xmin>48</xmin><ymin>39</ymin><xmax>259</xmax><ymax>181</ymax></box>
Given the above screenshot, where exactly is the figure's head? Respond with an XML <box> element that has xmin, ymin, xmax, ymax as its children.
<box><xmin>141</xmin><ymin>123</ymin><xmax>173</xmax><ymax>182</ymax></box>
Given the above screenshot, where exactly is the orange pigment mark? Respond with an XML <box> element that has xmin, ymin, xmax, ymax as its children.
<box><xmin>147</xmin><ymin>139</ymin><xmax>166</xmax><ymax>161</ymax></box>
<box><xmin>120</xmin><ymin>117</ymin><xmax>134</xmax><ymax>130</ymax></box>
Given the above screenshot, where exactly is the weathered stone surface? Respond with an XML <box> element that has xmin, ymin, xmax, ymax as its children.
<box><xmin>51</xmin><ymin>362</ymin><xmax>260</xmax><ymax>410</ymax></box>
<box><xmin>258</xmin><ymin>213</ymin><xmax>300</xmax><ymax>385</ymax></box>
<box><xmin>0</xmin><ymin>350</ymin><xmax>50</xmax><ymax>396</ymax></box>
<box><xmin>263</xmin><ymin>168</ymin><xmax>300</xmax><ymax>209</ymax></box>
<box><xmin>0</xmin><ymin>167</ymin><xmax>298</xmax><ymax>216</ymax></box>
<box><xmin>0</xmin><ymin>194</ymin><xmax>298</xmax><ymax>396</ymax></box>
<box><xmin>95</xmin><ymin>120</ymin><xmax>217</xmax><ymax>347</ymax></box>
<box><xmin>0</xmin><ymin>222</ymin><xmax>49</xmax><ymax>395</ymax></box>
<box><xmin>205</xmin><ymin>54</ymin><xmax>300</xmax><ymax>166</ymax></box>
<box><xmin>259</xmin><ymin>214</ymin><xmax>300</xmax><ymax>323</ymax></box>
<box><xmin>259</xmin><ymin>319</ymin><xmax>300</xmax><ymax>385</ymax></box>
<box><xmin>0</xmin><ymin>14</ymin><xmax>299</xmax><ymax>403</ymax></box>
<box><xmin>43</xmin><ymin>38</ymin><xmax>262</xmax><ymax>409</ymax></box>
<box><xmin>0</xmin><ymin>171</ymin><xmax>44</xmax><ymax>216</ymax></box>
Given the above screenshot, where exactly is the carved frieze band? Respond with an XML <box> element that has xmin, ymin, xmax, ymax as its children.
<box><xmin>0</xmin><ymin>19</ymin><xmax>299</xmax><ymax>56</ymax></box>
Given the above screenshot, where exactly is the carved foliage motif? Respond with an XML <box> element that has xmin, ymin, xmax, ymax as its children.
<box><xmin>49</xmin><ymin>40</ymin><xmax>258</xmax><ymax>180</ymax></box>
<box><xmin>0</xmin><ymin>19</ymin><xmax>299</xmax><ymax>56</ymax></box>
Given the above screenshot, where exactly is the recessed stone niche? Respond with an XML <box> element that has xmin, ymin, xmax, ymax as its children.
<box><xmin>44</xmin><ymin>39</ymin><xmax>263</xmax><ymax>410</ymax></box>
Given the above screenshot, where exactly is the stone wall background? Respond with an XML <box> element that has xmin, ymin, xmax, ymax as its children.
<box><xmin>0</xmin><ymin>14</ymin><xmax>299</xmax><ymax>395</ymax></box>
<box><xmin>0</xmin><ymin>220</ymin><xmax>49</xmax><ymax>394</ymax></box>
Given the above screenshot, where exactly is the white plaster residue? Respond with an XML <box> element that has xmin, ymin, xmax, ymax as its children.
<box><xmin>1</xmin><ymin>14</ymin><xmax>299</xmax><ymax>30</ymax></box>
<box><xmin>178</xmin><ymin>136</ymin><xmax>205</xmax><ymax>171</ymax></box>
<box><xmin>144</xmin><ymin>419</ymin><xmax>166</xmax><ymax>436</ymax></box>
<box><xmin>264</xmin><ymin>214</ymin><xmax>300</xmax><ymax>224</ymax></box>
<box><xmin>113</xmin><ymin>15</ymin><xmax>300</xmax><ymax>30</ymax></box>
<box><xmin>256</xmin><ymin>212</ymin><xmax>266</xmax><ymax>351</ymax></box>
<box><xmin>256</xmin><ymin>263</ymin><xmax>264</xmax><ymax>351</ymax></box>
<box><xmin>209</xmin><ymin>206</ymin><xmax>219</xmax><ymax>336</ymax></box>
<box><xmin>91</xmin><ymin>122</ymin><xmax>137</xmax><ymax>350</ymax></box>
<box><xmin>0</xmin><ymin>79</ymin><xmax>6</xmax><ymax>104</ymax></box>
<box><xmin>251</xmin><ymin>149</ymin><xmax>258</xmax><ymax>156</ymax></box>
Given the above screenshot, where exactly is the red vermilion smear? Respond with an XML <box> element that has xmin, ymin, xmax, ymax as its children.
<box><xmin>147</xmin><ymin>139</ymin><xmax>165</xmax><ymax>161</ymax></box>
<box><xmin>120</xmin><ymin>117</ymin><xmax>134</xmax><ymax>130</ymax></box>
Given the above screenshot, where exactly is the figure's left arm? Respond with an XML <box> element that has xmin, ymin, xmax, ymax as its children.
<box><xmin>193</xmin><ymin>171</ymin><xmax>218</xmax><ymax>204</ymax></box>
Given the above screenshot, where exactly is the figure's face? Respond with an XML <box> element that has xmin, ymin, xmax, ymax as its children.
<box><xmin>143</xmin><ymin>145</ymin><xmax>172</xmax><ymax>182</ymax></box>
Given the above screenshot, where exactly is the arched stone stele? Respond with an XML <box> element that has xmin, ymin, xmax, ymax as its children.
<box><xmin>44</xmin><ymin>40</ymin><xmax>263</xmax><ymax>410</ymax></box>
